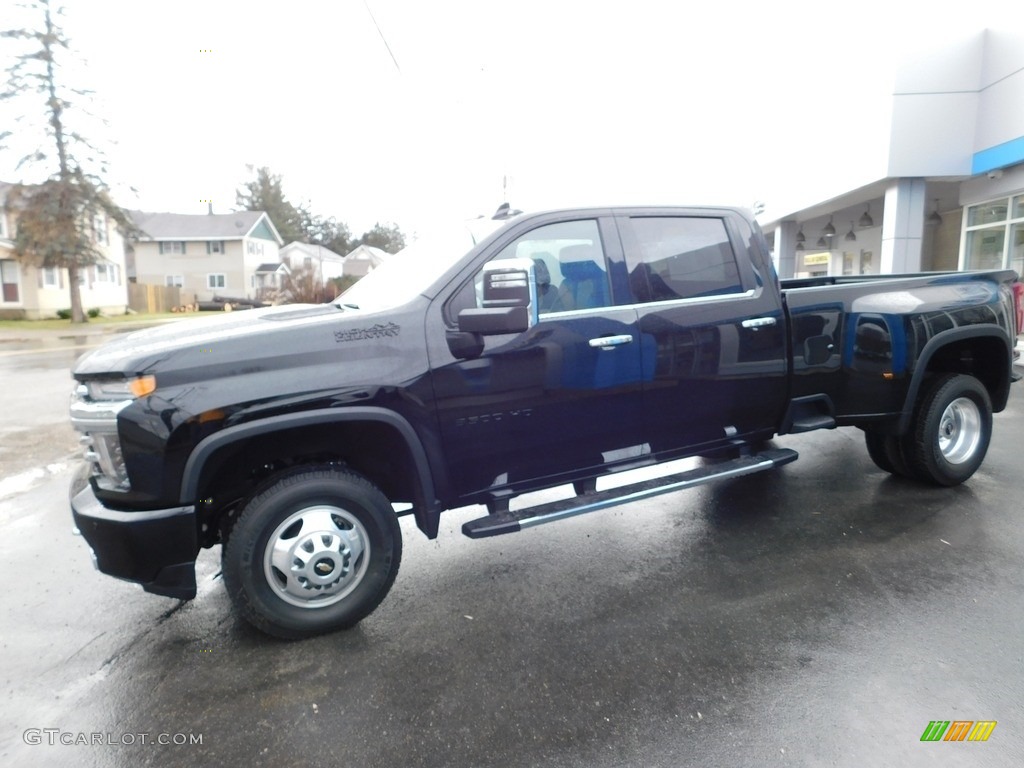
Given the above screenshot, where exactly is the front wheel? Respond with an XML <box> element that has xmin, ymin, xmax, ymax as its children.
<box><xmin>904</xmin><ymin>374</ymin><xmax>993</xmax><ymax>486</ymax></box>
<box><xmin>223</xmin><ymin>466</ymin><xmax>402</xmax><ymax>639</ymax></box>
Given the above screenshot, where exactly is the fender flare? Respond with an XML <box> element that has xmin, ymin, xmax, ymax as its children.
<box><xmin>181</xmin><ymin>407</ymin><xmax>442</xmax><ymax>538</ymax></box>
<box><xmin>897</xmin><ymin>325</ymin><xmax>1013</xmax><ymax>433</ymax></box>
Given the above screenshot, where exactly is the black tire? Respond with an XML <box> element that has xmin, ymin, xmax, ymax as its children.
<box><xmin>904</xmin><ymin>373</ymin><xmax>993</xmax><ymax>487</ymax></box>
<box><xmin>864</xmin><ymin>430</ymin><xmax>917</xmax><ymax>477</ymax></box>
<box><xmin>864</xmin><ymin>431</ymin><xmax>896</xmax><ymax>474</ymax></box>
<box><xmin>223</xmin><ymin>466</ymin><xmax>402</xmax><ymax>639</ymax></box>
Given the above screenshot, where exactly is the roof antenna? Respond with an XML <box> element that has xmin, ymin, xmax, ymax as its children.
<box><xmin>492</xmin><ymin>202</ymin><xmax>522</xmax><ymax>220</ymax></box>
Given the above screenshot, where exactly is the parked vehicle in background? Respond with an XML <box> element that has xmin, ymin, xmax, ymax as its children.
<box><xmin>69</xmin><ymin>206</ymin><xmax>1022</xmax><ymax>638</ymax></box>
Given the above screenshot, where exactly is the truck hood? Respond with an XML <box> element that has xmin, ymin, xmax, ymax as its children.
<box><xmin>72</xmin><ymin>303</ymin><xmax>408</xmax><ymax>381</ymax></box>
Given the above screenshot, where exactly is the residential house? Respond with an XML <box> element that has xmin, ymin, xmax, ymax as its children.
<box><xmin>0</xmin><ymin>181</ymin><xmax>129</xmax><ymax>319</ymax></box>
<box><xmin>129</xmin><ymin>209</ymin><xmax>283</xmax><ymax>303</ymax></box>
<box><xmin>280</xmin><ymin>241</ymin><xmax>346</xmax><ymax>290</ymax></box>
<box><xmin>343</xmin><ymin>244</ymin><xmax>388</xmax><ymax>278</ymax></box>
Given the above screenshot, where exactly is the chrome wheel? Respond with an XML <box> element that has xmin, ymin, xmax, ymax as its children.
<box><xmin>937</xmin><ymin>396</ymin><xmax>982</xmax><ymax>465</ymax></box>
<box><xmin>263</xmin><ymin>505</ymin><xmax>370</xmax><ymax>609</ymax></box>
<box><xmin>904</xmin><ymin>374</ymin><xmax>992</xmax><ymax>487</ymax></box>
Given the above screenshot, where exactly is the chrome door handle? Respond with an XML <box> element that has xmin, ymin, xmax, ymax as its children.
<box><xmin>741</xmin><ymin>317</ymin><xmax>777</xmax><ymax>329</ymax></box>
<box><xmin>589</xmin><ymin>334</ymin><xmax>633</xmax><ymax>350</ymax></box>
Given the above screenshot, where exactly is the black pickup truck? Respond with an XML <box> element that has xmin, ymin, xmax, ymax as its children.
<box><xmin>70</xmin><ymin>206</ymin><xmax>1022</xmax><ymax>638</ymax></box>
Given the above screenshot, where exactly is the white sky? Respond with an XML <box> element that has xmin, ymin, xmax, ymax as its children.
<box><xmin>0</xmin><ymin>0</ymin><xmax>1014</xmax><ymax>238</ymax></box>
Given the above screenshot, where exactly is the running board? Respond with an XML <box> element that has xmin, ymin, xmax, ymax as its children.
<box><xmin>462</xmin><ymin>448</ymin><xmax>798</xmax><ymax>539</ymax></box>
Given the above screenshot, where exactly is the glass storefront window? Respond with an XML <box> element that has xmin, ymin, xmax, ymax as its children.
<box><xmin>964</xmin><ymin>227</ymin><xmax>1006</xmax><ymax>270</ymax></box>
<box><xmin>1013</xmin><ymin>195</ymin><xmax>1024</xmax><ymax>220</ymax></box>
<box><xmin>967</xmin><ymin>202</ymin><xmax>1008</xmax><ymax>227</ymax></box>
<box><xmin>1011</xmin><ymin>223</ymin><xmax>1024</xmax><ymax>277</ymax></box>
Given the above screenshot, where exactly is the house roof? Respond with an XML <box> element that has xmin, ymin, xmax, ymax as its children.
<box><xmin>255</xmin><ymin>262</ymin><xmax>288</xmax><ymax>273</ymax></box>
<box><xmin>344</xmin><ymin>244</ymin><xmax>388</xmax><ymax>263</ymax></box>
<box><xmin>129</xmin><ymin>210</ymin><xmax>283</xmax><ymax>245</ymax></box>
<box><xmin>280</xmin><ymin>241</ymin><xmax>345</xmax><ymax>264</ymax></box>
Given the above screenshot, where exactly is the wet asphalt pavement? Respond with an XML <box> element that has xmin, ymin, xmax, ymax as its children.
<box><xmin>1</xmin><ymin>331</ymin><xmax>1022</xmax><ymax>767</ymax></box>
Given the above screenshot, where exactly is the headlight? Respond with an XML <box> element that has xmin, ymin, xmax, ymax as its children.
<box><xmin>71</xmin><ymin>376</ymin><xmax>156</xmax><ymax>491</ymax></box>
<box><xmin>87</xmin><ymin>375</ymin><xmax>156</xmax><ymax>400</ymax></box>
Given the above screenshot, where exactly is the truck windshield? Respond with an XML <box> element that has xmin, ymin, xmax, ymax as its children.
<box><xmin>335</xmin><ymin>218</ymin><xmax>506</xmax><ymax>312</ymax></box>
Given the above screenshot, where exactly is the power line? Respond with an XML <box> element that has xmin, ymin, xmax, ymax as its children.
<box><xmin>363</xmin><ymin>0</ymin><xmax>400</xmax><ymax>74</ymax></box>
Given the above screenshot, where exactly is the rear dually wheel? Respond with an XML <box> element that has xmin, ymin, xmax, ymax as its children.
<box><xmin>904</xmin><ymin>374</ymin><xmax>992</xmax><ymax>486</ymax></box>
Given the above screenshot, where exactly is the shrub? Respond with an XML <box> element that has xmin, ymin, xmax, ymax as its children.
<box><xmin>56</xmin><ymin>309</ymin><xmax>72</xmax><ymax>320</ymax></box>
<box><xmin>87</xmin><ymin>308</ymin><xmax>101</xmax><ymax>318</ymax></box>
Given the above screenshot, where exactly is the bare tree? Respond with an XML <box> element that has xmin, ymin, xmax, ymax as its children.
<box><xmin>280</xmin><ymin>264</ymin><xmax>326</xmax><ymax>304</ymax></box>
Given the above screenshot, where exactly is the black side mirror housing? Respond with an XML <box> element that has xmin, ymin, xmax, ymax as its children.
<box><xmin>451</xmin><ymin>259</ymin><xmax>538</xmax><ymax>359</ymax></box>
<box><xmin>458</xmin><ymin>306</ymin><xmax>529</xmax><ymax>335</ymax></box>
<box><xmin>445</xmin><ymin>330</ymin><xmax>485</xmax><ymax>359</ymax></box>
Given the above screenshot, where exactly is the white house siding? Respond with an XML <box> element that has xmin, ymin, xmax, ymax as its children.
<box><xmin>242</xmin><ymin>236</ymin><xmax>281</xmax><ymax>296</ymax></box>
<box><xmin>134</xmin><ymin>240</ymin><xmax>263</xmax><ymax>302</ymax></box>
<box><xmin>280</xmin><ymin>243</ymin><xmax>345</xmax><ymax>284</ymax></box>
<box><xmin>0</xmin><ymin>222</ymin><xmax>128</xmax><ymax>319</ymax></box>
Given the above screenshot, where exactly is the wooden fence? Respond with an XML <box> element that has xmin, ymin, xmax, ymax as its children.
<box><xmin>128</xmin><ymin>283</ymin><xmax>182</xmax><ymax>314</ymax></box>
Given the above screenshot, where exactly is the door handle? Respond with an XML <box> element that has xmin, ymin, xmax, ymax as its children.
<box><xmin>741</xmin><ymin>317</ymin><xmax>777</xmax><ymax>329</ymax></box>
<box><xmin>588</xmin><ymin>334</ymin><xmax>633</xmax><ymax>350</ymax></box>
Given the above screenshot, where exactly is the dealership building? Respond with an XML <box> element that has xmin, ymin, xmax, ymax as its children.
<box><xmin>763</xmin><ymin>27</ymin><xmax>1024</xmax><ymax>280</ymax></box>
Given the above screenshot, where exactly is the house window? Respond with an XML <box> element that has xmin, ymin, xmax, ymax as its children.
<box><xmin>42</xmin><ymin>266</ymin><xmax>60</xmax><ymax>288</ymax></box>
<box><xmin>303</xmin><ymin>256</ymin><xmax>313</xmax><ymax>268</ymax></box>
<box><xmin>247</xmin><ymin>241</ymin><xmax>264</xmax><ymax>257</ymax></box>
<box><xmin>208</xmin><ymin>273</ymin><xmax>226</xmax><ymax>290</ymax></box>
<box><xmin>1</xmin><ymin>260</ymin><xmax>19</xmax><ymax>302</ymax></box>
<box><xmin>94</xmin><ymin>262</ymin><xmax>120</xmax><ymax>284</ymax></box>
<box><xmin>166</xmin><ymin>275</ymin><xmax>184</xmax><ymax>287</ymax></box>
<box><xmin>159</xmin><ymin>241</ymin><xmax>186</xmax><ymax>255</ymax></box>
<box><xmin>963</xmin><ymin>195</ymin><xmax>1024</xmax><ymax>271</ymax></box>
<box><xmin>207</xmin><ymin>240</ymin><xmax>224</xmax><ymax>254</ymax></box>
<box><xmin>93</xmin><ymin>215</ymin><xmax>108</xmax><ymax>245</ymax></box>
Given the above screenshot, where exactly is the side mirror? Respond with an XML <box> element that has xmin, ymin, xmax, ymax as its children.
<box><xmin>457</xmin><ymin>258</ymin><xmax>538</xmax><ymax>336</ymax></box>
<box><xmin>480</xmin><ymin>258</ymin><xmax>534</xmax><ymax>309</ymax></box>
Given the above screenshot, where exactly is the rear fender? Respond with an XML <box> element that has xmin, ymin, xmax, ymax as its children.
<box><xmin>897</xmin><ymin>326</ymin><xmax>1013</xmax><ymax>433</ymax></box>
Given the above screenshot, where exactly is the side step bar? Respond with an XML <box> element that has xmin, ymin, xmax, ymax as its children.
<box><xmin>462</xmin><ymin>447</ymin><xmax>798</xmax><ymax>539</ymax></box>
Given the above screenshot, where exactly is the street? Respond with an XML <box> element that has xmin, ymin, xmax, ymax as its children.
<box><xmin>1</xmin><ymin>331</ymin><xmax>1022</xmax><ymax>767</ymax></box>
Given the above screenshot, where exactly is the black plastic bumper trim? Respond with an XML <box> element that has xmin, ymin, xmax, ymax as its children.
<box><xmin>71</xmin><ymin>471</ymin><xmax>198</xmax><ymax>599</ymax></box>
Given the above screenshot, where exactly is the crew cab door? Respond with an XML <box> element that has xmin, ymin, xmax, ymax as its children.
<box><xmin>616</xmin><ymin>210</ymin><xmax>788</xmax><ymax>456</ymax></box>
<box><xmin>428</xmin><ymin>215</ymin><xmax>647</xmax><ymax>502</ymax></box>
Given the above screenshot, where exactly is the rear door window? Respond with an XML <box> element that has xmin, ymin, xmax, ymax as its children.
<box><xmin>623</xmin><ymin>217</ymin><xmax>743</xmax><ymax>303</ymax></box>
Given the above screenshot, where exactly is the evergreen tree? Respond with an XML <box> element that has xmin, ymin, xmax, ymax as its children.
<box><xmin>237</xmin><ymin>166</ymin><xmax>354</xmax><ymax>254</ymax></box>
<box><xmin>235</xmin><ymin>166</ymin><xmax>308</xmax><ymax>244</ymax></box>
<box><xmin>1</xmin><ymin>0</ymin><xmax>136</xmax><ymax>323</ymax></box>
<box><xmin>355</xmin><ymin>221</ymin><xmax>406</xmax><ymax>254</ymax></box>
